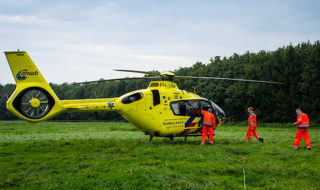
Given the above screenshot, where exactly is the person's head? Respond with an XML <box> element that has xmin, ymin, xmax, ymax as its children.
<box><xmin>208</xmin><ymin>107</ymin><xmax>213</xmax><ymax>113</ymax></box>
<box><xmin>248</xmin><ymin>107</ymin><xmax>253</xmax><ymax>113</ymax></box>
<box><xmin>296</xmin><ymin>108</ymin><xmax>302</xmax><ymax>115</ymax></box>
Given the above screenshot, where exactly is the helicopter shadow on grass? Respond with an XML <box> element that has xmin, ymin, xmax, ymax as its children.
<box><xmin>141</xmin><ymin>136</ymin><xmax>250</xmax><ymax>146</ymax></box>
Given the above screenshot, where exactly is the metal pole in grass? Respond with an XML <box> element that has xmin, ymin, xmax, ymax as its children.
<box><xmin>242</xmin><ymin>158</ymin><xmax>247</xmax><ymax>190</ymax></box>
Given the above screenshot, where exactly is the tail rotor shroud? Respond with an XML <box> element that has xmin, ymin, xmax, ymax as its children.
<box><xmin>13</xmin><ymin>87</ymin><xmax>55</xmax><ymax>119</ymax></box>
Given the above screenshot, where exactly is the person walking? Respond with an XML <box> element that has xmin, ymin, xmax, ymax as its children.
<box><xmin>246</xmin><ymin>107</ymin><xmax>264</xmax><ymax>142</ymax></box>
<box><xmin>293</xmin><ymin>108</ymin><xmax>311</xmax><ymax>150</ymax></box>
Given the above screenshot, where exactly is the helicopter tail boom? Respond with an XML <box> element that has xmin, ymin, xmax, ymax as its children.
<box><xmin>60</xmin><ymin>98</ymin><xmax>118</xmax><ymax>112</ymax></box>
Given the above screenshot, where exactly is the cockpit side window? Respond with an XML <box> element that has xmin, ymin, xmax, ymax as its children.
<box><xmin>171</xmin><ymin>101</ymin><xmax>181</xmax><ymax>115</ymax></box>
<box><xmin>121</xmin><ymin>93</ymin><xmax>143</xmax><ymax>104</ymax></box>
<box><xmin>170</xmin><ymin>100</ymin><xmax>211</xmax><ymax>117</ymax></box>
<box><xmin>185</xmin><ymin>100</ymin><xmax>200</xmax><ymax>116</ymax></box>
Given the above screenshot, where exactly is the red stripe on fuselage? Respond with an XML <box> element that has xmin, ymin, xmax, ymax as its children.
<box><xmin>188</xmin><ymin>123</ymin><xmax>196</xmax><ymax>127</ymax></box>
<box><xmin>180</xmin><ymin>129</ymin><xmax>191</xmax><ymax>134</ymax></box>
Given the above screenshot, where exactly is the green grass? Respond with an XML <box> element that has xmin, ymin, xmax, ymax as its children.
<box><xmin>0</xmin><ymin>121</ymin><xmax>319</xmax><ymax>190</ymax></box>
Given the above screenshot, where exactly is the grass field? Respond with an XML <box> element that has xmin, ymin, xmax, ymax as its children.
<box><xmin>0</xmin><ymin>121</ymin><xmax>319</xmax><ymax>190</ymax></box>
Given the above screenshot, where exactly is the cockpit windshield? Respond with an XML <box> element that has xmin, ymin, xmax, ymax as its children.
<box><xmin>210</xmin><ymin>100</ymin><xmax>226</xmax><ymax>120</ymax></box>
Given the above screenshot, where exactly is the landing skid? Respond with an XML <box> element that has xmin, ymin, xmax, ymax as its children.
<box><xmin>148</xmin><ymin>133</ymin><xmax>214</xmax><ymax>144</ymax></box>
<box><xmin>149</xmin><ymin>135</ymin><xmax>175</xmax><ymax>144</ymax></box>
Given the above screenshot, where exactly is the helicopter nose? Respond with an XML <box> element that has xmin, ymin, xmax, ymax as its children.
<box><xmin>210</xmin><ymin>100</ymin><xmax>226</xmax><ymax>120</ymax></box>
<box><xmin>217</xmin><ymin>108</ymin><xmax>226</xmax><ymax>121</ymax></box>
<box><xmin>220</xmin><ymin>111</ymin><xmax>227</xmax><ymax>120</ymax></box>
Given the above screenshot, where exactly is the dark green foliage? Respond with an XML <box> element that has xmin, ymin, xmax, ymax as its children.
<box><xmin>0</xmin><ymin>84</ymin><xmax>16</xmax><ymax>120</ymax></box>
<box><xmin>176</xmin><ymin>41</ymin><xmax>320</xmax><ymax>122</ymax></box>
<box><xmin>1</xmin><ymin>41</ymin><xmax>320</xmax><ymax>122</ymax></box>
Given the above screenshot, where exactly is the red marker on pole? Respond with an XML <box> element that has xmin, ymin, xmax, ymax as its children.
<box><xmin>242</xmin><ymin>158</ymin><xmax>247</xmax><ymax>190</ymax></box>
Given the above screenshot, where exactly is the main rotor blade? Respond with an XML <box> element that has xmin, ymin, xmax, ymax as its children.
<box><xmin>114</xmin><ymin>69</ymin><xmax>164</xmax><ymax>77</ymax></box>
<box><xmin>73</xmin><ymin>76</ymin><xmax>159</xmax><ymax>85</ymax></box>
<box><xmin>174</xmin><ymin>76</ymin><xmax>285</xmax><ymax>85</ymax></box>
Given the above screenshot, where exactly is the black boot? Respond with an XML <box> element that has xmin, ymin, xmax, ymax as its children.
<box><xmin>259</xmin><ymin>137</ymin><xmax>264</xmax><ymax>143</ymax></box>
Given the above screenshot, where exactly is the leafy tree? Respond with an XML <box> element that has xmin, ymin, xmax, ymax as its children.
<box><xmin>1</xmin><ymin>41</ymin><xmax>320</xmax><ymax>122</ymax></box>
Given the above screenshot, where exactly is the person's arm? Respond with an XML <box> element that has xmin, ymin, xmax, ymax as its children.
<box><xmin>248</xmin><ymin>116</ymin><xmax>253</xmax><ymax>127</ymax></box>
<box><xmin>295</xmin><ymin>115</ymin><xmax>302</xmax><ymax>125</ymax></box>
<box><xmin>248</xmin><ymin>115</ymin><xmax>254</xmax><ymax>129</ymax></box>
<box><xmin>305</xmin><ymin>114</ymin><xmax>310</xmax><ymax>123</ymax></box>
<box><xmin>212</xmin><ymin>115</ymin><xmax>216</xmax><ymax>128</ymax></box>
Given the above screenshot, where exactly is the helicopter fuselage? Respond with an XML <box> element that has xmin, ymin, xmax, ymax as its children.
<box><xmin>5</xmin><ymin>51</ymin><xmax>226</xmax><ymax>138</ymax></box>
<box><xmin>114</xmin><ymin>81</ymin><xmax>225</xmax><ymax>137</ymax></box>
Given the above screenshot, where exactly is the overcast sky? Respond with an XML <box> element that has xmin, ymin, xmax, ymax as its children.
<box><xmin>0</xmin><ymin>0</ymin><xmax>319</xmax><ymax>84</ymax></box>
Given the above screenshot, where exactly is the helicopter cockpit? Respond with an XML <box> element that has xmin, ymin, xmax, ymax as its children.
<box><xmin>209</xmin><ymin>100</ymin><xmax>226</xmax><ymax>121</ymax></box>
<box><xmin>170</xmin><ymin>99</ymin><xmax>226</xmax><ymax>123</ymax></box>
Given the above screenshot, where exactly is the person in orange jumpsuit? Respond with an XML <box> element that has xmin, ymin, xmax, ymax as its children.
<box><xmin>201</xmin><ymin>107</ymin><xmax>216</xmax><ymax>145</ymax></box>
<box><xmin>293</xmin><ymin>108</ymin><xmax>311</xmax><ymax>150</ymax></box>
<box><xmin>246</xmin><ymin>107</ymin><xmax>264</xmax><ymax>142</ymax></box>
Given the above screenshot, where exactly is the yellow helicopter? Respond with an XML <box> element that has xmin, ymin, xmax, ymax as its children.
<box><xmin>4</xmin><ymin>51</ymin><xmax>284</xmax><ymax>143</ymax></box>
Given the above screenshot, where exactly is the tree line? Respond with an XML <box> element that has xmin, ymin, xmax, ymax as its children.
<box><xmin>1</xmin><ymin>41</ymin><xmax>319</xmax><ymax>122</ymax></box>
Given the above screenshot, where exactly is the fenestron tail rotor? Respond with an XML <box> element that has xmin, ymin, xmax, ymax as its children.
<box><xmin>13</xmin><ymin>87</ymin><xmax>56</xmax><ymax>120</ymax></box>
<box><xmin>20</xmin><ymin>89</ymin><xmax>50</xmax><ymax>119</ymax></box>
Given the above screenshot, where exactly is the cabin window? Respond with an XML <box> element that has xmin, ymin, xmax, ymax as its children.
<box><xmin>121</xmin><ymin>93</ymin><xmax>143</xmax><ymax>104</ymax></box>
<box><xmin>149</xmin><ymin>82</ymin><xmax>159</xmax><ymax>87</ymax></box>
<box><xmin>171</xmin><ymin>101</ymin><xmax>184</xmax><ymax>115</ymax></box>
<box><xmin>170</xmin><ymin>100</ymin><xmax>211</xmax><ymax>117</ymax></box>
<box><xmin>151</xmin><ymin>90</ymin><xmax>160</xmax><ymax>106</ymax></box>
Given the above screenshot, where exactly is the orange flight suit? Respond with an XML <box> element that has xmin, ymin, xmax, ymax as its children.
<box><xmin>246</xmin><ymin>112</ymin><xmax>261</xmax><ymax>141</ymax></box>
<box><xmin>201</xmin><ymin>109</ymin><xmax>216</xmax><ymax>144</ymax></box>
<box><xmin>293</xmin><ymin>113</ymin><xmax>311</xmax><ymax>147</ymax></box>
